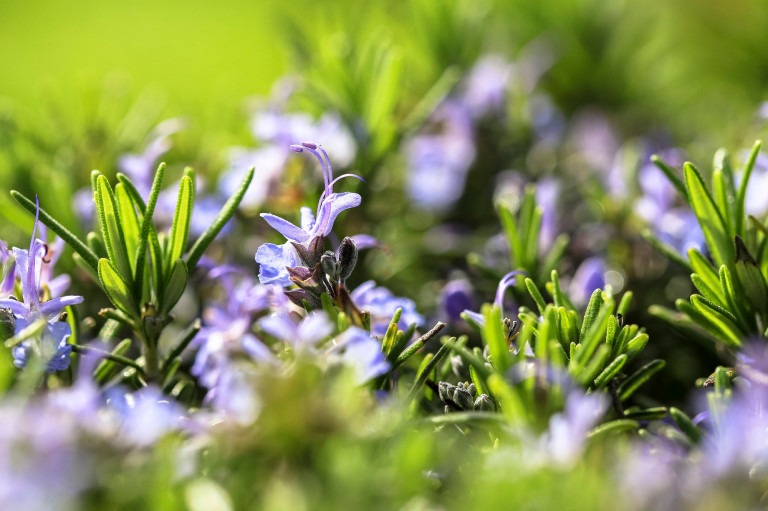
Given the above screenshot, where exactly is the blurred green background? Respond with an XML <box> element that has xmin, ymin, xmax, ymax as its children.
<box><xmin>0</xmin><ymin>0</ymin><xmax>285</xmax><ymax>114</ymax></box>
<box><xmin>3</xmin><ymin>0</ymin><xmax>767</xmax><ymax>144</ymax></box>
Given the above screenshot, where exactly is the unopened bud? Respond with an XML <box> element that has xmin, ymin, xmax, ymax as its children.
<box><xmin>452</xmin><ymin>386</ymin><xmax>474</xmax><ymax>410</ymax></box>
<box><xmin>438</xmin><ymin>381</ymin><xmax>453</xmax><ymax>402</ymax></box>
<box><xmin>0</xmin><ymin>308</ymin><xmax>15</xmax><ymax>341</ymax></box>
<box><xmin>321</xmin><ymin>252</ymin><xmax>338</xmax><ymax>281</ymax></box>
<box><xmin>337</xmin><ymin>237</ymin><xmax>358</xmax><ymax>283</ymax></box>
<box><xmin>473</xmin><ymin>394</ymin><xmax>495</xmax><ymax>412</ymax></box>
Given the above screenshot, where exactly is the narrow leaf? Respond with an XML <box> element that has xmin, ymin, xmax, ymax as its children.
<box><xmin>98</xmin><ymin>258</ymin><xmax>139</xmax><ymax>316</ymax></box>
<box><xmin>133</xmin><ymin>162</ymin><xmax>166</xmax><ymax>300</ymax></box>
<box><xmin>684</xmin><ymin>162</ymin><xmax>733</xmax><ymax>267</ymax></box>
<box><xmin>167</xmin><ymin>175</ymin><xmax>195</xmax><ymax>272</ymax></box>
<box><xmin>736</xmin><ymin>140</ymin><xmax>761</xmax><ymax>235</ymax></box>
<box><xmin>95</xmin><ymin>175</ymin><xmax>133</xmax><ymax>283</ymax></box>
<box><xmin>159</xmin><ymin>259</ymin><xmax>188</xmax><ymax>316</ymax></box>
<box><xmin>617</xmin><ymin>359</ymin><xmax>665</xmax><ymax>401</ymax></box>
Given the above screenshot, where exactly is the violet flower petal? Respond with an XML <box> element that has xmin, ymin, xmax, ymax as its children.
<box><xmin>260</xmin><ymin>213</ymin><xmax>311</xmax><ymax>243</ymax></box>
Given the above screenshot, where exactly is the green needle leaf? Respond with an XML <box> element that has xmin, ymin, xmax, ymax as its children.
<box><xmin>736</xmin><ymin>140</ymin><xmax>761</xmax><ymax>235</ymax></box>
<box><xmin>167</xmin><ymin>175</ymin><xmax>195</xmax><ymax>273</ymax></box>
<box><xmin>98</xmin><ymin>258</ymin><xmax>139</xmax><ymax>317</ymax></box>
<box><xmin>617</xmin><ymin>359</ymin><xmax>666</xmax><ymax>401</ymax></box>
<box><xmin>684</xmin><ymin>162</ymin><xmax>733</xmax><ymax>267</ymax></box>
<box><xmin>134</xmin><ymin>162</ymin><xmax>166</xmax><ymax>299</ymax></box>
<box><xmin>159</xmin><ymin>259</ymin><xmax>188</xmax><ymax>316</ymax></box>
<box><xmin>95</xmin><ymin>175</ymin><xmax>133</xmax><ymax>283</ymax></box>
<box><xmin>670</xmin><ymin>407</ymin><xmax>703</xmax><ymax>443</ymax></box>
<box><xmin>651</xmin><ymin>154</ymin><xmax>688</xmax><ymax>204</ymax></box>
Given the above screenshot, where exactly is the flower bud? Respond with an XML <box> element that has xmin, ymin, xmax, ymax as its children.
<box><xmin>438</xmin><ymin>381</ymin><xmax>454</xmax><ymax>402</ymax></box>
<box><xmin>321</xmin><ymin>252</ymin><xmax>338</xmax><ymax>281</ymax></box>
<box><xmin>0</xmin><ymin>308</ymin><xmax>15</xmax><ymax>341</ymax></box>
<box><xmin>291</xmin><ymin>236</ymin><xmax>325</xmax><ymax>268</ymax></box>
<box><xmin>473</xmin><ymin>394</ymin><xmax>495</xmax><ymax>411</ymax></box>
<box><xmin>337</xmin><ymin>237</ymin><xmax>358</xmax><ymax>283</ymax></box>
<box><xmin>452</xmin><ymin>386</ymin><xmax>475</xmax><ymax>410</ymax></box>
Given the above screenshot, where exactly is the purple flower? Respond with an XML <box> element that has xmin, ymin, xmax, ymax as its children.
<box><xmin>350</xmin><ymin>281</ymin><xmax>424</xmax><ymax>336</ymax></box>
<box><xmin>568</xmin><ymin>257</ymin><xmax>605</xmax><ymax>306</ymax></box>
<box><xmin>107</xmin><ymin>386</ymin><xmax>185</xmax><ymax>447</ymax></box>
<box><xmin>655</xmin><ymin>208</ymin><xmax>705</xmax><ymax>254</ymax></box>
<box><xmin>405</xmin><ymin>101</ymin><xmax>476</xmax><ymax>212</ymax></box>
<box><xmin>0</xmin><ymin>400</ymin><xmax>88</xmax><ymax>510</ymax></box>
<box><xmin>220</xmin><ymin>99</ymin><xmax>356</xmax><ymax>212</ymax></box>
<box><xmin>260</xmin><ymin>143</ymin><xmax>363</xmax><ymax>244</ymax></box>
<box><xmin>0</xmin><ymin>200</ymin><xmax>83</xmax><ymax>373</ymax></box>
<box><xmin>252</xmin><ymin>110</ymin><xmax>356</xmax><ymax>167</ymax></box>
<box><xmin>259</xmin><ymin>311</ymin><xmax>333</xmax><ymax>350</ymax></box>
<box><xmin>0</xmin><ymin>240</ymin><xmax>15</xmax><ymax>296</ymax></box>
<box><xmin>737</xmin><ymin>151</ymin><xmax>768</xmax><ymax>217</ymax></box>
<box><xmin>256</xmin><ymin>142</ymin><xmax>363</xmax><ymax>286</ymax></box>
<box><xmin>536</xmin><ymin>178</ymin><xmax>560</xmax><ymax>254</ymax></box>
<box><xmin>570</xmin><ymin>112</ymin><xmax>625</xmax><ymax>199</ymax></box>
<box><xmin>35</xmin><ymin>234</ymin><xmax>70</xmax><ymax>299</ymax></box>
<box><xmin>254</xmin><ymin>242</ymin><xmax>301</xmax><ymax>287</ymax></box>
<box><xmin>219</xmin><ymin>145</ymin><xmax>288</xmax><ymax>210</ymax></box>
<box><xmin>544</xmin><ymin>391</ymin><xmax>608</xmax><ymax>465</ymax></box>
<box><xmin>441</xmin><ymin>279</ymin><xmax>475</xmax><ymax>321</ymax></box>
<box><xmin>461</xmin><ymin>55</ymin><xmax>512</xmax><ymax>117</ymax></box>
<box><xmin>633</xmin><ymin>148</ymin><xmax>705</xmax><ymax>253</ymax></box>
<box><xmin>191</xmin><ymin>267</ymin><xmax>281</xmax><ymax>421</ymax></box>
<box><xmin>327</xmin><ymin>327</ymin><xmax>390</xmax><ymax>384</ymax></box>
<box><xmin>462</xmin><ymin>271</ymin><xmax>525</xmax><ymax>328</ymax></box>
<box><xmin>118</xmin><ymin>118</ymin><xmax>186</xmax><ymax>196</ymax></box>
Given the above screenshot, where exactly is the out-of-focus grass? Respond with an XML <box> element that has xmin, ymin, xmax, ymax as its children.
<box><xmin>0</xmin><ymin>0</ymin><xmax>286</xmax><ymax>113</ymax></box>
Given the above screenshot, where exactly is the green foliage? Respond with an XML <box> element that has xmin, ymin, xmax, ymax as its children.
<box><xmin>651</xmin><ymin>142</ymin><xmax>768</xmax><ymax>351</ymax></box>
<box><xmin>12</xmin><ymin>162</ymin><xmax>254</xmax><ymax>383</ymax></box>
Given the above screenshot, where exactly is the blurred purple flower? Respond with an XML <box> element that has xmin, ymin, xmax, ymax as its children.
<box><xmin>570</xmin><ymin>112</ymin><xmax>625</xmax><ymax>199</ymax></box>
<box><xmin>108</xmin><ymin>386</ymin><xmax>185</xmax><ymax>447</ymax></box>
<box><xmin>737</xmin><ymin>151</ymin><xmax>768</xmax><ymax>217</ymax></box>
<box><xmin>328</xmin><ymin>327</ymin><xmax>390</xmax><ymax>384</ymax></box>
<box><xmin>544</xmin><ymin>391</ymin><xmax>608</xmax><ymax>465</ymax></box>
<box><xmin>634</xmin><ymin>148</ymin><xmax>705</xmax><ymax>254</ymax></box>
<box><xmin>536</xmin><ymin>177</ymin><xmax>560</xmax><ymax>253</ymax></box>
<box><xmin>220</xmin><ymin>103</ymin><xmax>356</xmax><ymax>212</ymax></box>
<box><xmin>568</xmin><ymin>257</ymin><xmax>605</xmax><ymax>306</ymax></box>
<box><xmin>191</xmin><ymin>268</ymin><xmax>280</xmax><ymax>421</ymax></box>
<box><xmin>529</xmin><ymin>94</ymin><xmax>566</xmax><ymax>143</ymax></box>
<box><xmin>219</xmin><ymin>145</ymin><xmax>288</xmax><ymax>210</ymax></box>
<box><xmin>252</xmin><ymin>110</ymin><xmax>356</xmax><ymax>167</ymax></box>
<box><xmin>0</xmin><ymin>240</ymin><xmax>14</xmax><ymax>296</ymax></box>
<box><xmin>461</xmin><ymin>55</ymin><xmax>512</xmax><ymax>118</ymax></box>
<box><xmin>259</xmin><ymin>311</ymin><xmax>333</xmax><ymax>350</ymax></box>
<box><xmin>656</xmin><ymin>208</ymin><xmax>705</xmax><ymax>254</ymax></box>
<box><xmin>118</xmin><ymin>118</ymin><xmax>186</xmax><ymax>196</ymax></box>
<box><xmin>441</xmin><ymin>279</ymin><xmax>475</xmax><ymax>321</ymax></box>
<box><xmin>406</xmin><ymin>101</ymin><xmax>476</xmax><ymax>212</ymax></box>
<box><xmin>350</xmin><ymin>281</ymin><xmax>424</xmax><ymax>336</ymax></box>
<box><xmin>0</xmin><ymin>401</ymin><xmax>88</xmax><ymax>511</ymax></box>
<box><xmin>461</xmin><ymin>271</ymin><xmax>524</xmax><ymax>328</ymax></box>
